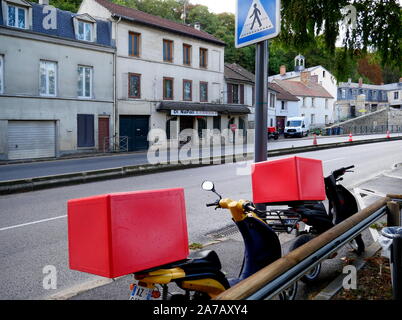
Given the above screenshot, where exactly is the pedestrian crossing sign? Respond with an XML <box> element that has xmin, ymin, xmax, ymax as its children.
<box><xmin>236</xmin><ymin>0</ymin><xmax>281</xmax><ymax>48</ymax></box>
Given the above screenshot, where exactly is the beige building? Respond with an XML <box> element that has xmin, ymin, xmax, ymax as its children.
<box><xmin>79</xmin><ymin>0</ymin><xmax>249</xmax><ymax>151</ymax></box>
<box><xmin>0</xmin><ymin>0</ymin><xmax>115</xmax><ymax>160</ymax></box>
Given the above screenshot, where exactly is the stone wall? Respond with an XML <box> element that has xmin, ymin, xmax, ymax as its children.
<box><xmin>332</xmin><ymin>107</ymin><xmax>402</xmax><ymax>133</ymax></box>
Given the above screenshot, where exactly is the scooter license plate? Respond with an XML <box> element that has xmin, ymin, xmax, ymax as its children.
<box><xmin>130</xmin><ymin>283</ymin><xmax>153</xmax><ymax>301</ymax></box>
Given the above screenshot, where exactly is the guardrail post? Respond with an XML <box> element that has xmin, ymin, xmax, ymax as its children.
<box><xmin>386</xmin><ymin>198</ymin><xmax>402</xmax><ymax>300</ymax></box>
<box><xmin>387</xmin><ymin>200</ymin><xmax>402</xmax><ymax>227</ymax></box>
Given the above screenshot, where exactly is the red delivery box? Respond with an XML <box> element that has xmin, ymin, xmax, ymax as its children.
<box><xmin>67</xmin><ymin>188</ymin><xmax>189</xmax><ymax>278</ymax></box>
<box><xmin>251</xmin><ymin>156</ymin><xmax>326</xmax><ymax>204</ymax></box>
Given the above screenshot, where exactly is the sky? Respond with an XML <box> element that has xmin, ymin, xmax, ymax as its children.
<box><xmin>190</xmin><ymin>0</ymin><xmax>236</xmax><ymax>14</ymax></box>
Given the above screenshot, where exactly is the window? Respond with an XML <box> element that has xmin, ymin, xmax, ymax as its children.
<box><xmin>7</xmin><ymin>4</ymin><xmax>27</xmax><ymax>29</ymax></box>
<box><xmin>39</xmin><ymin>61</ymin><xmax>57</xmax><ymax>96</ymax></box>
<box><xmin>303</xmin><ymin>97</ymin><xmax>307</xmax><ymax>107</ymax></box>
<box><xmin>77</xmin><ymin>114</ymin><xmax>94</xmax><ymax>148</ymax></box>
<box><xmin>163</xmin><ymin>40</ymin><xmax>173</xmax><ymax>62</ymax></box>
<box><xmin>0</xmin><ymin>56</ymin><xmax>3</xmax><ymax>94</ymax></box>
<box><xmin>129</xmin><ymin>32</ymin><xmax>141</xmax><ymax>57</ymax></box>
<box><xmin>325</xmin><ymin>115</ymin><xmax>329</xmax><ymax>124</ymax></box>
<box><xmin>128</xmin><ymin>73</ymin><xmax>141</xmax><ymax>99</ymax></box>
<box><xmin>269</xmin><ymin>92</ymin><xmax>275</xmax><ymax>108</ymax></box>
<box><xmin>323</xmin><ymin>71</ymin><xmax>326</xmax><ymax>78</ymax></box>
<box><xmin>325</xmin><ymin>98</ymin><xmax>329</xmax><ymax>109</ymax></box>
<box><xmin>311</xmin><ymin>114</ymin><xmax>315</xmax><ymax>125</ymax></box>
<box><xmin>77</xmin><ymin>20</ymin><xmax>93</xmax><ymax>42</ymax></box>
<box><xmin>78</xmin><ymin>66</ymin><xmax>93</xmax><ymax>98</ymax></box>
<box><xmin>394</xmin><ymin>91</ymin><xmax>399</xmax><ymax>100</ymax></box>
<box><xmin>312</xmin><ymin>98</ymin><xmax>316</xmax><ymax>108</ymax></box>
<box><xmin>281</xmin><ymin>101</ymin><xmax>286</xmax><ymax>110</ymax></box>
<box><xmin>341</xmin><ymin>89</ymin><xmax>346</xmax><ymax>99</ymax></box>
<box><xmin>183</xmin><ymin>44</ymin><xmax>192</xmax><ymax>66</ymax></box>
<box><xmin>200</xmin><ymin>82</ymin><xmax>208</xmax><ymax>102</ymax></box>
<box><xmin>232</xmin><ymin>84</ymin><xmax>239</xmax><ymax>104</ymax></box>
<box><xmin>373</xmin><ymin>91</ymin><xmax>377</xmax><ymax>100</ymax></box>
<box><xmin>183</xmin><ymin>80</ymin><xmax>192</xmax><ymax>101</ymax></box>
<box><xmin>163</xmin><ymin>77</ymin><xmax>174</xmax><ymax>100</ymax></box>
<box><xmin>200</xmin><ymin>48</ymin><xmax>208</xmax><ymax>68</ymax></box>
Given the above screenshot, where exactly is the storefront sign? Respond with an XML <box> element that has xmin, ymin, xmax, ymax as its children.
<box><xmin>171</xmin><ymin>110</ymin><xmax>219</xmax><ymax>117</ymax></box>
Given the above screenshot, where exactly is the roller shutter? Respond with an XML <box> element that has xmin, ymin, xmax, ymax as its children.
<box><xmin>8</xmin><ymin>121</ymin><xmax>56</xmax><ymax>160</ymax></box>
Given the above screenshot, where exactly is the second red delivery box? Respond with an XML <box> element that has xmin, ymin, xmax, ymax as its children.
<box><xmin>67</xmin><ymin>188</ymin><xmax>189</xmax><ymax>278</ymax></box>
<box><xmin>251</xmin><ymin>156</ymin><xmax>326</xmax><ymax>204</ymax></box>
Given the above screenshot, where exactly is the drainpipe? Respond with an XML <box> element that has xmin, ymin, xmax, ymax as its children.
<box><xmin>113</xmin><ymin>16</ymin><xmax>121</xmax><ymax>151</ymax></box>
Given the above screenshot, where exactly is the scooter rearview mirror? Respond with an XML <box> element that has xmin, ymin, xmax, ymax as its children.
<box><xmin>201</xmin><ymin>181</ymin><xmax>215</xmax><ymax>192</ymax></box>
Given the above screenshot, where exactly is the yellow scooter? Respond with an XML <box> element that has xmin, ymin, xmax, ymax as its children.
<box><xmin>129</xmin><ymin>181</ymin><xmax>297</xmax><ymax>300</ymax></box>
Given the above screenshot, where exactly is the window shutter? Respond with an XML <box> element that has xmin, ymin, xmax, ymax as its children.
<box><xmin>77</xmin><ymin>115</ymin><xmax>86</xmax><ymax>147</ymax></box>
<box><xmin>240</xmin><ymin>84</ymin><xmax>245</xmax><ymax>104</ymax></box>
<box><xmin>227</xmin><ymin>83</ymin><xmax>233</xmax><ymax>104</ymax></box>
<box><xmin>86</xmin><ymin>115</ymin><xmax>94</xmax><ymax>147</ymax></box>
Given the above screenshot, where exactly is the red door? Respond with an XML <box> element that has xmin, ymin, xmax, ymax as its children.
<box><xmin>98</xmin><ymin>117</ymin><xmax>110</xmax><ymax>152</ymax></box>
<box><xmin>276</xmin><ymin>117</ymin><xmax>286</xmax><ymax>134</ymax></box>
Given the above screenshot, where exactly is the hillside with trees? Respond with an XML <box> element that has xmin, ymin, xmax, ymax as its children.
<box><xmin>32</xmin><ymin>0</ymin><xmax>401</xmax><ymax>84</ymax></box>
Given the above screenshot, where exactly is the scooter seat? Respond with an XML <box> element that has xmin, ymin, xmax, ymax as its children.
<box><xmin>186</xmin><ymin>250</ymin><xmax>222</xmax><ymax>271</ymax></box>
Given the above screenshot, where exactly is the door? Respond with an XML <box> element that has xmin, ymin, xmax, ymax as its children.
<box><xmin>119</xmin><ymin>116</ymin><xmax>149</xmax><ymax>152</ymax></box>
<box><xmin>98</xmin><ymin>117</ymin><xmax>110</xmax><ymax>152</ymax></box>
<box><xmin>276</xmin><ymin>117</ymin><xmax>286</xmax><ymax>134</ymax></box>
<box><xmin>8</xmin><ymin>121</ymin><xmax>56</xmax><ymax>160</ymax></box>
<box><xmin>179</xmin><ymin>116</ymin><xmax>194</xmax><ymax>144</ymax></box>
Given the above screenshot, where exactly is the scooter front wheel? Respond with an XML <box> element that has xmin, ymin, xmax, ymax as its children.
<box><xmin>289</xmin><ymin>234</ymin><xmax>322</xmax><ymax>283</ymax></box>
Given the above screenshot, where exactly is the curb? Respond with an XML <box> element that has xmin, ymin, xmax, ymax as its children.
<box><xmin>312</xmin><ymin>242</ymin><xmax>382</xmax><ymax>300</ymax></box>
<box><xmin>1</xmin><ymin>136</ymin><xmax>401</xmax><ymax>195</ymax></box>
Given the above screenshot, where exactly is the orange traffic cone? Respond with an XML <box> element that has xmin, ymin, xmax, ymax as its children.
<box><xmin>313</xmin><ymin>133</ymin><xmax>318</xmax><ymax>145</ymax></box>
<box><xmin>386</xmin><ymin>130</ymin><xmax>390</xmax><ymax>139</ymax></box>
<box><xmin>348</xmin><ymin>132</ymin><xmax>353</xmax><ymax>142</ymax></box>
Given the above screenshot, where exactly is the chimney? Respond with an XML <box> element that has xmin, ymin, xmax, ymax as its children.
<box><xmin>194</xmin><ymin>22</ymin><xmax>201</xmax><ymax>31</ymax></box>
<box><xmin>358</xmin><ymin>77</ymin><xmax>363</xmax><ymax>88</ymax></box>
<box><xmin>39</xmin><ymin>0</ymin><xmax>49</xmax><ymax>5</ymax></box>
<box><xmin>300</xmin><ymin>71</ymin><xmax>311</xmax><ymax>85</ymax></box>
<box><xmin>280</xmin><ymin>65</ymin><xmax>286</xmax><ymax>76</ymax></box>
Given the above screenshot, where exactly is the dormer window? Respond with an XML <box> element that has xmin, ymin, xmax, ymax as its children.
<box><xmin>77</xmin><ymin>20</ymin><xmax>93</xmax><ymax>41</ymax></box>
<box><xmin>4</xmin><ymin>0</ymin><xmax>30</xmax><ymax>29</ymax></box>
<box><xmin>73</xmin><ymin>14</ymin><xmax>97</xmax><ymax>42</ymax></box>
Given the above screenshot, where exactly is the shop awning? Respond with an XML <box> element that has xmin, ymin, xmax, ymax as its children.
<box><xmin>157</xmin><ymin>102</ymin><xmax>251</xmax><ymax>115</ymax></box>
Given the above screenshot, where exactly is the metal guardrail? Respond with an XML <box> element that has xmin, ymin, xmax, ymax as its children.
<box><xmin>215</xmin><ymin>195</ymin><xmax>402</xmax><ymax>300</ymax></box>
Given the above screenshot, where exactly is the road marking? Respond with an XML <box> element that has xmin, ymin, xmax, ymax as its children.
<box><xmin>0</xmin><ymin>215</ymin><xmax>67</xmax><ymax>232</ymax></box>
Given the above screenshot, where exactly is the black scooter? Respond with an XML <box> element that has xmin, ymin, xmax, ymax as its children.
<box><xmin>259</xmin><ymin>165</ymin><xmax>365</xmax><ymax>283</ymax></box>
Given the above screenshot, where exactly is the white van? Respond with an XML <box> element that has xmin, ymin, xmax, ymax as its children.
<box><xmin>284</xmin><ymin>117</ymin><xmax>310</xmax><ymax>138</ymax></box>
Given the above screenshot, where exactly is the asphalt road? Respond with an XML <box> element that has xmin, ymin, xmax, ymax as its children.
<box><xmin>0</xmin><ymin>133</ymin><xmax>400</xmax><ymax>181</ymax></box>
<box><xmin>0</xmin><ymin>140</ymin><xmax>401</xmax><ymax>300</ymax></box>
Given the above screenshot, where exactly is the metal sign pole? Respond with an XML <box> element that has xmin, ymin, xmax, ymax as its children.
<box><xmin>254</xmin><ymin>40</ymin><xmax>269</xmax><ymax>164</ymax></box>
<box><xmin>254</xmin><ymin>40</ymin><xmax>269</xmax><ymax>211</ymax></box>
